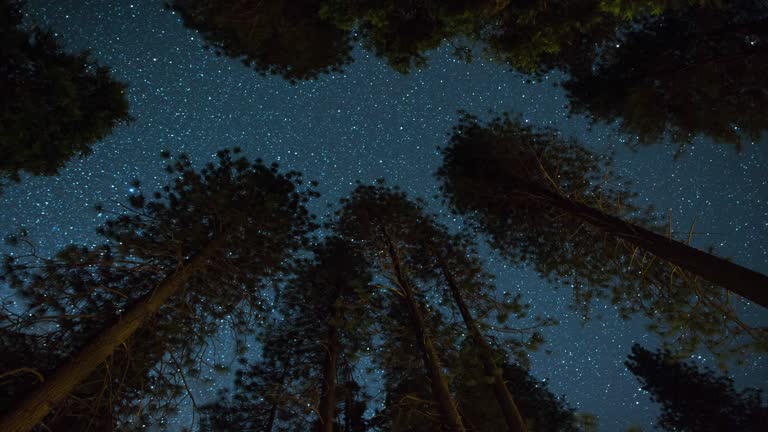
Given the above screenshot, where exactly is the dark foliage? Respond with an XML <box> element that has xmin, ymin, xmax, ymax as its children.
<box><xmin>0</xmin><ymin>149</ymin><xmax>316</xmax><ymax>430</ymax></box>
<box><xmin>0</xmin><ymin>0</ymin><xmax>130</xmax><ymax>185</ymax></box>
<box><xmin>564</xmin><ymin>0</ymin><xmax>768</xmax><ymax>151</ymax></box>
<box><xmin>167</xmin><ymin>0</ymin><xmax>354</xmax><ymax>82</ymax></box>
<box><xmin>436</xmin><ymin>112</ymin><xmax>767</xmax><ymax>362</ymax></box>
<box><xmin>454</xmin><ymin>342</ymin><xmax>579</xmax><ymax>432</ymax></box>
<box><xmin>627</xmin><ymin>344</ymin><xmax>768</xmax><ymax>431</ymax></box>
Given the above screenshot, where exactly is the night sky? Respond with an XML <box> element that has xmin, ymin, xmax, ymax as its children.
<box><xmin>2</xmin><ymin>0</ymin><xmax>767</xmax><ymax>430</ymax></box>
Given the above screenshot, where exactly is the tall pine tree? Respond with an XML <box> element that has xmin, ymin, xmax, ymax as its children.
<box><xmin>0</xmin><ymin>149</ymin><xmax>316</xmax><ymax>432</ymax></box>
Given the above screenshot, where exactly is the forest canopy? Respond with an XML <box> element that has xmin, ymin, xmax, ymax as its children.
<box><xmin>1</xmin><ymin>0</ymin><xmax>767</xmax><ymax>431</ymax></box>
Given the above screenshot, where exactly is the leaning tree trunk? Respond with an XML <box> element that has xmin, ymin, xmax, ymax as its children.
<box><xmin>380</xmin><ymin>227</ymin><xmax>466</xmax><ymax>432</ymax></box>
<box><xmin>434</xmin><ymin>249</ymin><xmax>528</xmax><ymax>432</ymax></box>
<box><xmin>317</xmin><ymin>289</ymin><xmax>343</xmax><ymax>432</ymax></box>
<box><xmin>528</xmin><ymin>184</ymin><xmax>768</xmax><ymax>309</ymax></box>
<box><xmin>0</xmin><ymin>237</ymin><xmax>224</xmax><ymax>432</ymax></box>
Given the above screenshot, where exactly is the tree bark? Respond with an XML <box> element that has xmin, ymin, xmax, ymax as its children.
<box><xmin>434</xmin><ymin>249</ymin><xmax>528</xmax><ymax>432</ymax></box>
<box><xmin>317</xmin><ymin>291</ymin><xmax>343</xmax><ymax>432</ymax></box>
<box><xmin>0</xmin><ymin>237</ymin><xmax>224</xmax><ymax>432</ymax></box>
<box><xmin>379</xmin><ymin>226</ymin><xmax>466</xmax><ymax>432</ymax></box>
<box><xmin>528</xmin><ymin>185</ymin><xmax>768</xmax><ymax>309</ymax></box>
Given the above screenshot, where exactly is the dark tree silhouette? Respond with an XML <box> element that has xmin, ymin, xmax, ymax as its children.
<box><xmin>198</xmin><ymin>361</ymin><xmax>289</xmax><ymax>432</ymax></box>
<box><xmin>199</xmin><ymin>364</ymin><xmax>370</xmax><ymax>432</ymax></box>
<box><xmin>485</xmin><ymin>0</ymin><xmax>619</xmax><ymax>76</ymax></box>
<box><xmin>336</xmin><ymin>184</ymin><xmax>552</xmax><ymax>432</ymax></box>
<box><xmin>198</xmin><ymin>236</ymin><xmax>373</xmax><ymax>432</ymax></box>
<box><xmin>280</xmin><ymin>237</ymin><xmax>373</xmax><ymax>432</ymax></box>
<box><xmin>336</xmin><ymin>184</ymin><xmax>466</xmax><ymax>432</ymax></box>
<box><xmin>0</xmin><ymin>0</ymin><xmax>130</xmax><ymax>186</ymax></box>
<box><xmin>367</xmin><ymin>294</ymin><xmax>462</xmax><ymax>432</ymax></box>
<box><xmin>406</xmin><ymin>218</ymin><xmax>550</xmax><ymax>432</ymax></box>
<box><xmin>321</xmin><ymin>0</ymin><xmax>496</xmax><ymax>73</ymax></box>
<box><xmin>436</xmin><ymin>112</ymin><xmax>768</xmax><ymax>360</ymax></box>
<box><xmin>167</xmin><ymin>0</ymin><xmax>354</xmax><ymax>83</ymax></box>
<box><xmin>0</xmin><ymin>149</ymin><xmax>316</xmax><ymax>432</ymax></box>
<box><xmin>454</xmin><ymin>342</ymin><xmax>580</xmax><ymax>432</ymax></box>
<box><xmin>626</xmin><ymin>344</ymin><xmax>768</xmax><ymax>431</ymax></box>
<box><xmin>564</xmin><ymin>0</ymin><xmax>768</xmax><ymax>151</ymax></box>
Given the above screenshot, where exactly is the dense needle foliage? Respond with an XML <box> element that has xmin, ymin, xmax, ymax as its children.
<box><xmin>0</xmin><ymin>149</ymin><xmax>316</xmax><ymax>430</ymax></box>
<box><xmin>627</xmin><ymin>344</ymin><xmax>768</xmax><ymax>431</ymax></box>
<box><xmin>0</xmin><ymin>0</ymin><xmax>130</xmax><ymax>186</ymax></box>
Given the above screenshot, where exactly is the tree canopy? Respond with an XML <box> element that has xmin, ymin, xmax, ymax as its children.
<box><xmin>167</xmin><ymin>0</ymin><xmax>354</xmax><ymax>82</ymax></box>
<box><xmin>627</xmin><ymin>344</ymin><xmax>768</xmax><ymax>431</ymax></box>
<box><xmin>0</xmin><ymin>0</ymin><xmax>130</xmax><ymax>186</ymax></box>
<box><xmin>0</xmin><ymin>149</ymin><xmax>317</xmax><ymax>431</ymax></box>
<box><xmin>564</xmin><ymin>0</ymin><xmax>768</xmax><ymax>151</ymax></box>
<box><xmin>436</xmin><ymin>112</ymin><xmax>768</xmax><ymax>363</ymax></box>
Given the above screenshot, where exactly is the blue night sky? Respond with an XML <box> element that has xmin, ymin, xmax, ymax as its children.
<box><xmin>2</xmin><ymin>1</ymin><xmax>767</xmax><ymax>430</ymax></box>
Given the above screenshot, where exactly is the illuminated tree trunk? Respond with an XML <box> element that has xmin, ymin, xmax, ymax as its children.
<box><xmin>528</xmin><ymin>184</ymin><xmax>768</xmax><ymax>309</ymax></box>
<box><xmin>0</xmin><ymin>238</ymin><xmax>224</xmax><ymax>432</ymax></box>
<box><xmin>434</xmin><ymin>249</ymin><xmax>528</xmax><ymax>432</ymax></box>
<box><xmin>380</xmin><ymin>227</ymin><xmax>466</xmax><ymax>432</ymax></box>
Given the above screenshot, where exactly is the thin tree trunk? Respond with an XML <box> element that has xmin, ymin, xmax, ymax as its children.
<box><xmin>528</xmin><ymin>185</ymin><xmax>768</xmax><ymax>309</ymax></box>
<box><xmin>265</xmin><ymin>399</ymin><xmax>278</xmax><ymax>432</ymax></box>
<box><xmin>343</xmin><ymin>367</ymin><xmax>353</xmax><ymax>432</ymax></box>
<box><xmin>265</xmin><ymin>368</ymin><xmax>287</xmax><ymax>432</ymax></box>
<box><xmin>379</xmin><ymin>226</ymin><xmax>466</xmax><ymax>432</ymax></box>
<box><xmin>0</xmin><ymin>238</ymin><xmax>224</xmax><ymax>432</ymax></box>
<box><xmin>317</xmin><ymin>290</ymin><xmax>343</xmax><ymax>432</ymax></box>
<box><xmin>434</xmin><ymin>248</ymin><xmax>528</xmax><ymax>432</ymax></box>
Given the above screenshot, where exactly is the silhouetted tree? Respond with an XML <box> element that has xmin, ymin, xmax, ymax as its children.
<box><xmin>564</xmin><ymin>0</ymin><xmax>768</xmax><ymax>151</ymax></box>
<box><xmin>280</xmin><ymin>237</ymin><xmax>374</xmax><ymax>431</ymax></box>
<box><xmin>367</xmin><ymin>294</ymin><xmax>462</xmax><ymax>432</ymax></box>
<box><xmin>167</xmin><ymin>0</ymin><xmax>353</xmax><ymax>83</ymax></box>
<box><xmin>198</xmin><ymin>325</ymin><xmax>371</xmax><ymax>432</ymax></box>
<box><xmin>336</xmin><ymin>184</ymin><xmax>466</xmax><ymax>432</ymax></box>
<box><xmin>626</xmin><ymin>344</ymin><xmax>768</xmax><ymax>431</ymax></box>
<box><xmin>407</xmin><ymin>219</ymin><xmax>551</xmax><ymax>432</ymax></box>
<box><xmin>0</xmin><ymin>149</ymin><xmax>316</xmax><ymax>432</ymax></box>
<box><xmin>436</xmin><ymin>112</ymin><xmax>768</xmax><ymax>361</ymax></box>
<box><xmin>484</xmin><ymin>0</ymin><xmax>618</xmax><ymax>76</ymax></box>
<box><xmin>453</xmin><ymin>342</ymin><xmax>580</xmax><ymax>432</ymax></box>
<box><xmin>321</xmin><ymin>0</ymin><xmax>494</xmax><ymax>73</ymax></box>
<box><xmin>0</xmin><ymin>0</ymin><xmax>130</xmax><ymax>187</ymax></box>
<box><xmin>198</xmin><ymin>360</ymin><xmax>289</xmax><ymax>432</ymax></box>
<box><xmin>198</xmin><ymin>236</ymin><xmax>373</xmax><ymax>432</ymax></box>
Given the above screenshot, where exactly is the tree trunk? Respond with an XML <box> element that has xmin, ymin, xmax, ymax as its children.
<box><xmin>379</xmin><ymin>226</ymin><xmax>466</xmax><ymax>432</ymax></box>
<box><xmin>343</xmin><ymin>368</ymin><xmax>352</xmax><ymax>432</ymax></box>
<box><xmin>265</xmin><ymin>368</ymin><xmax>287</xmax><ymax>432</ymax></box>
<box><xmin>0</xmin><ymin>238</ymin><xmax>224</xmax><ymax>432</ymax></box>
<box><xmin>266</xmin><ymin>399</ymin><xmax>278</xmax><ymax>432</ymax></box>
<box><xmin>434</xmin><ymin>249</ymin><xmax>528</xmax><ymax>432</ymax></box>
<box><xmin>317</xmin><ymin>291</ymin><xmax>343</xmax><ymax>432</ymax></box>
<box><xmin>529</xmin><ymin>185</ymin><xmax>768</xmax><ymax>309</ymax></box>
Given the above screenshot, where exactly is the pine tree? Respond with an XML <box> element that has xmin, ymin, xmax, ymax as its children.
<box><xmin>198</xmin><ymin>236</ymin><xmax>373</xmax><ymax>431</ymax></box>
<box><xmin>0</xmin><ymin>0</ymin><xmax>130</xmax><ymax>188</ymax></box>
<box><xmin>336</xmin><ymin>184</ymin><xmax>466</xmax><ymax>432</ymax></box>
<box><xmin>564</xmin><ymin>0</ymin><xmax>768</xmax><ymax>152</ymax></box>
<box><xmin>166</xmin><ymin>0</ymin><xmax>354</xmax><ymax>83</ymax></box>
<box><xmin>626</xmin><ymin>344</ymin><xmax>768</xmax><ymax>431</ymax></box>
<box><xmin>279</xmin><ymin>237</ymin><xmax>374</xmax><ymax>431</ymax></box>
<box><xmin>453</xmin><ymin>341</ymin><xmax>580</xmax><ymax>432</ymax></box>
<box><xmin>0</xmin><ymin>149</ymin><xmax>316</xmax><ymax>432</ymax></box>
<box><xmin>436</xmin><ymin>112</ymin><xmax>768</xmax><ymax>360</ymax></box>
<box><xmin>425</xmin><ymin>231</ymin><xmax>549</xmax><ymax>432</ymax></box>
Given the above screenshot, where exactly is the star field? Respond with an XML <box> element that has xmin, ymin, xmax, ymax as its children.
<box><xmin>1</xmin><ymin>1</ymin><xmax>767</xmax><ymax>430</ymax></box>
